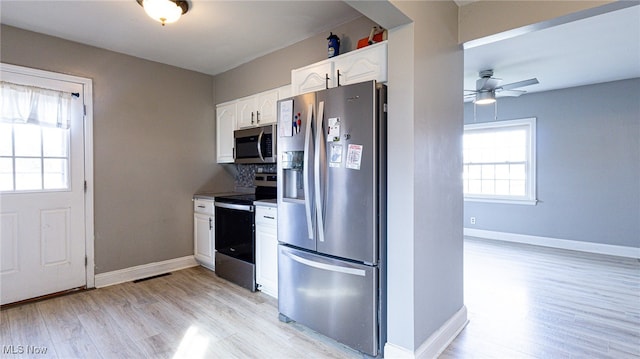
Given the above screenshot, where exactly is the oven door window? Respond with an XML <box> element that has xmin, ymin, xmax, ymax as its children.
<box><xmin>215</xmin><ymin>206</ymin><xmax>255</xmax><ymax>263</ymax></box>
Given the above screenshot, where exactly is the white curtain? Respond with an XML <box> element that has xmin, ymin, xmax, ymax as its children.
<box><xmin>0</xmin><ymin>81</ymin><xmax>73</xmax><ymax>129</ymax></box>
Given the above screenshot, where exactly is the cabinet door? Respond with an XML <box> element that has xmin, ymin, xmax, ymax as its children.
<box><xmin>255</xmin><ymin>89</ymin><xmax>279</xmax><ymax>125</ymax></box>
<box><xmin>334</xmin><ymin>41</ymin><xmax>387</xmax><ymax>86</ymax></box>
<box><xmin>194</xmin><ymin>213</ymin><xmax>214</xmax><ymax>270</ymax></box>
<box><xmin>256</xmin><ymin>206</ymin><xmax>278</xmax><ymax>298</ymax></box>
<box><xmin>216</xmin><ymin>102</ymin><xmax>236</xmax><ymax>163</ymax></box>
<box><xmin>291</xmin><ymin>61</ymin><xmax>334</xmax><ymax>95</ymax></box>
<box><xmin>237</xmin><ymin>96</ymin><xmax>257</xmax><ymax>129</ymax></box>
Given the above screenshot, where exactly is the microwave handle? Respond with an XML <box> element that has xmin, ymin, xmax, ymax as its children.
<box><xmin>257</xmin><ymin>129</ymin><xmax>265</xmax><ymax>162</ymax></box>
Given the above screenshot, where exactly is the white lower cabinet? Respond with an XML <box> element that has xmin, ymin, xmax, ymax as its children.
<box><xmin>194</xmin><ymin>199</ymin><xmax>215</xmax><ymax>270</ymax></box>
<box><xmin>255</xmin><ymin>205</ymin><xmax>278</xmax><ymax>298</ymax></box>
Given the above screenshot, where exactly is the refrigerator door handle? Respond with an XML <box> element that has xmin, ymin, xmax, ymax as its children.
<box><xmin>303</xmin><ymin>103</ymin><xmax>315</xmax><ymax>240</ymax></box>
<box><xmin>314</xmin><ymin>100</ymin><xmax>326</xmax><ymax>243</ymax></box>
<box><xmin>283</xmin><ymin>250</ymin><xmax>366</xmax><ymax>277</ymax></box>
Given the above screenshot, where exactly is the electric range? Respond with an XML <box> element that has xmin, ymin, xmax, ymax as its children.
<box><xmin>213</xmin><ymin>173</ymin><xmax>276</xmax><ymax>291</ymax></box>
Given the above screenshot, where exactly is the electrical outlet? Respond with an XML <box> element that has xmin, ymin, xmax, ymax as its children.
<box><xmin>470</xmin><ymin>217</ymin><xmax>476</xmax><ymax>225</ymax></box>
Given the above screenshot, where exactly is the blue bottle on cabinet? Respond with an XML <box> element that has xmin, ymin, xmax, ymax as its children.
<box><xmin>327</xmin><ymin>32</ymin><xmax>340</xmax><ymax>58</ymax></box>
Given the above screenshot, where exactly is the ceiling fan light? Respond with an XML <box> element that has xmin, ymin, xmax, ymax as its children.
<box><xmin>475</xmin><ymin>91</ymin><xmax>496</xmax><ymax>105</ymax></box>
<box><xmin>138</xmin><ymin>0</ymin><xmax>188</xmax><ymax>26</ymax></box>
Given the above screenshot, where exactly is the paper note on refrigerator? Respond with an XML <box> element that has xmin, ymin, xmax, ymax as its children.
<box><xmin>279</xmin><ymin>100</ymin><xmax>293</xmax><ymax>137</ymax></box>
<box><xmin>327</xmin><ymin>117</ymin><xmax>340</xmax><ymax>142</ymax></box>
<box><xmin>329</xmin><ymin>143</ymin><xmax>343</xmax><ymax>168</ymax></box>
<box><xmin>346</xmin><ymin>144</ymin><xmax>363</xmax><ymax>170</ymax></box>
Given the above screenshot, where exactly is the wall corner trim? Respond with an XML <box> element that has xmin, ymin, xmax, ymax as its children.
<box><xmin>464</xmin><ymin>228</ymin><xmax>640</xmax><ymax>259</ymax></box>
<box><xmin>94</xmin><ymin>256</ymin><xmax>199</xmax><ymax>288</ymax></box>
<box><xmin>384</xmin><ymin>306</ymin><xmax>468</xmax><ymax>359</ymax></box>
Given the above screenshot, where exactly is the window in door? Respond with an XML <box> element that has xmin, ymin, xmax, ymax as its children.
<box><xmin>0</xmin><ymin>81</ymin><xmax>73</xmax><ymax>192</ymax></box>
<box><xmin>463</xmin><ymin>118</ymin><xmax>537</xmax><ymax>205</ymax></box>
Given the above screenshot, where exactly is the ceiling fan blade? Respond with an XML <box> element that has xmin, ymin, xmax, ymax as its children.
<box><xmin>464</xmin><ymin>89</ymin><xmax>478</xmax><ymax>93</ymax></box>
<box><xmin>476</xmin><ymin>77</ymin><xmax>501</xmax><ymax>91</ymax></box>
<box><xmin>498</xmin><ymin>89</ymin><xmax>526</xmax><ymax>97</ymax></box>
<box><xmin>499</xmin><ymin>78</ymin><xmax>539</xmax><ymax>91</ymax></box>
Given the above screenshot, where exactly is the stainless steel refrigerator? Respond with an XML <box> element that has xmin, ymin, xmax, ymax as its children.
<box><xmin>276</xmin><ymin>80</ymin><xmax>387</xmax><ymax>357</ymax></box>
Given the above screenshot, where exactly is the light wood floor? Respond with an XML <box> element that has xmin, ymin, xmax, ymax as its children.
<box><xmin>1</xmin><ymin>267</ymin><xmax>360</xmax><ymax>359</ymax></box>
<box><xmin>442</xmin><ymin>237</ymin><xmax>640</xmax><ymax>359</ymax></box>
<box><xmin>1</xmin><ymin>238</ymin><xmax>638</xmax><ymax>358</ymax></box>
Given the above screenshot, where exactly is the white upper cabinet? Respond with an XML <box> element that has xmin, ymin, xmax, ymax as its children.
<box><xmin>216</xmin><ymin>101</ymin><xmax>236</xmax><ymax>163</ymax></box>
<box><xmin>236</xmin><ymin>97</ymin><xmax>255</xmax><ymax>129</ymax></box>
<box><xmin>216</xmin><ymin>85</ymin><xmax>290</xmax><ymax>163</ymax></box>
<box><xmin>237</xmin><ymin>89</ymin><xmax>279</xmax><ymax>129</ymax></box>
<box><xmin>291</xmin><ymin>41</ymin><xmax>387</xmax><ymax>96</ymax></box>
<box><xmin>256</xmin><ymin>90</ymin><xmax>279</xmax><ymax>125</ymax></box>
<box><xmin>335</xmin><ymin>41</ymin><xmax>387</xmax><ymax>86</ymax></box>
<box><xmin>292</xmin><ymin>62</ymin><xmax>335</xmax><ymax>96</ymax></box>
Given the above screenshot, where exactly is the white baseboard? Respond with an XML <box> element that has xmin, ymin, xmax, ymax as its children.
<box><xmin>384</xmin><ymin>306</ymin><xmax>468</xmax><ymax>359</ymax></box>
<box><xmin>94</xmin><ymin>255</ymin><xmax>198</xmax><ymax>288</ymax></box>
<box><xmin>464</xmin><ymin>228</ymin><xmax>640</xmax><ymax>259</ymax></box>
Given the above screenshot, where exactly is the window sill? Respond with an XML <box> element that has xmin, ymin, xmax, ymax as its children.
<box><xmin>464</xmin><ymin>197</ymin><xmax>538</xmax><ymax>206</ymax></box>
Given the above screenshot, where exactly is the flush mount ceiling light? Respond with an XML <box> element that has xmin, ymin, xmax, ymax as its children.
<box><xmin>474</xmin><ymin>91</ymin><xmax>496</xmax><ymax>105</ymax></box>
<box><xmin>137</xmin><ymin>0</ymin><xmax>189</xmax><ymax>26</ymax></box>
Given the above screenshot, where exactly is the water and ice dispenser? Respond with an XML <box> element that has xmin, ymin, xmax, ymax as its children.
<box><xmin>281</xmin><ymin>151</ymin><xmax>305</xmax><ymax>200</ymax></box>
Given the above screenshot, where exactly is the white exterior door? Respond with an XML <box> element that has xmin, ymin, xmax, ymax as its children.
<box><xmin>0</xmin><ymin>66</ymin><xmax>90</xmax><ymax>305</ymax></box>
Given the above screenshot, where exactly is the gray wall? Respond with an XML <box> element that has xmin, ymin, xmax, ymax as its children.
<box><xmin>1</xmin><ymin>25</ymin><xmax>235</xmax><ymax>274</ymax></box>
<box><xmin>464</xmin><ymin>78</ymin><xmax>640</xmax><ymax>248</ymax></box>
<box><xmin>354</xmin><ymin>0</ymin><xmax>464</xmax><ymax>352</ymax></box>
<box><xmin>392</xmin><ymin>1</ymin><xmax>464</xmax><ymax>349</ymax></box>
<box><xmin>213</xmin><ymin>15</ymin><xmax>380</xmax><ymax>103</ymax></box>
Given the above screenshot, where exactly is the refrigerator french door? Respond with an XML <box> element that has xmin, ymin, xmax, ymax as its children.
<box><xmin>277</xmin><ymin>81</ymin><xmax>387</xmax><ymax>357</ymax></box>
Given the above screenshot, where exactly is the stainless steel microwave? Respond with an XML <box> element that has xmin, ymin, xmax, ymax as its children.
<box><xmin>234</xmin><ymin>124</ymin><xmax>277</xmax><ymax>164</ymax></box>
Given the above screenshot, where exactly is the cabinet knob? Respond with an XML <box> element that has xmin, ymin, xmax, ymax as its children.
<box><xmin>256</xmin><ymin>111</ymin><xmax>260</xmax><ymax>123</ymax></box>
<box><xmin>251</xmin><ymin>112</ymin><xmax>254</xmax><ymax>124</ymax></box>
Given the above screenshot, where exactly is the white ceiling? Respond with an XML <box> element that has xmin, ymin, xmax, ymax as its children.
<box><xmin>0</xmin><ymin>0</ymin><xmax>363</xmax><ymax>76</ymax></box>
<box><xmin>463</xmin><ymin>4</ymin><xmax>640</xmax><ymax>98</ymax></box>
<box><xmin>1</xmin><ymin>1</ymin><xmax>638</xmax><ymax>96</ymax></box>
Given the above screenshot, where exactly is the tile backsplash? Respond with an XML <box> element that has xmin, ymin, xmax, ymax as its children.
<box><xmin>235</xmin><ymin>164</ymin><xmax>277</xmax><ymax>189</ymax></box>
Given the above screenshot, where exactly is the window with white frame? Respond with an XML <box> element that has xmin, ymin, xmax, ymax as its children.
<box><xmin>463</xmin><ymin>118</ymin><xmax>537</xmax><ymax>204</ymax></box>
<box><xmin>0</xmin><ymin>81</ymin><xmax>72</xmax><ymax>192</ymax></box>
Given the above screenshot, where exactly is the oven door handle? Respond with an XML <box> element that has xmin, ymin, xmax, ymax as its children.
<box><xmin>257</xmin><ymin>129</ymin><xmax>265</xmax><ymax>162</ymax></box>
<box><xmin>215</xmin><ymin>202</ymin><xmax>254</xmax><ymax>212</ymax></box>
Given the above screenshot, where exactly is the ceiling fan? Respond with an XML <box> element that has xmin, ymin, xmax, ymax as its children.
<box><xmin>465</xmin><ymin>69</ymin><xmax>539</xmax><ymax>104</ymax></box>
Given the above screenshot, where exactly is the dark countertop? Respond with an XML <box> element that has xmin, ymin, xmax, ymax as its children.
<box><xmin>193</xmin><ymin>191</ymin><xmax>243</xmax><ymax>200</ymax></box>
<box><xmin>254</xmin><ymin>199</ymin><xmax>277</xmax><ymax>208</ymax></box>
